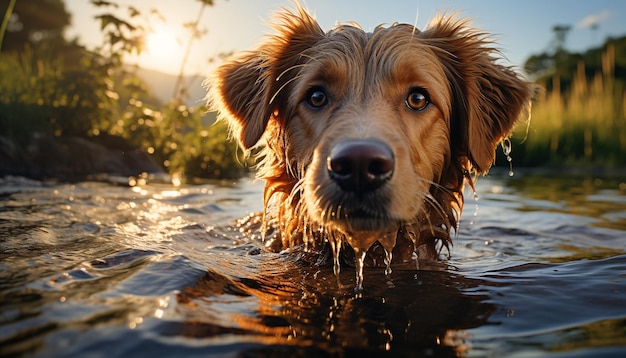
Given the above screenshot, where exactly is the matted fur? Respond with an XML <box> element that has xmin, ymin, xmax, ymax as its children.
<box><xmin>208</xmin><ymin>5</ymin><xmax>533</xmax><ymax>268</ymax></box>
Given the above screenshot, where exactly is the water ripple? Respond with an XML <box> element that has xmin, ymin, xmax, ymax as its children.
<box><xmin>1</xmin><ymin>172</ymin><xmax>625</xmax><ymax>357</ymax></box>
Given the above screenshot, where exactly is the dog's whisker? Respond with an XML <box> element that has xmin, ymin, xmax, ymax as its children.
<box><xmin>425</xmin><ymin>194</ymin><xmax>451</xmax><ymax>225</ymax></box>
<box><xmin>276</xmin><ymin>63</ymin><xmax>311</xmax><ymax>82</ymax></box>
<box><xmin>299</xmin><ymin>53</ymin><xmax>324</xmax><ymax>66</ymax></box>
<box><xmin>287</xmin><ymin>180</ymin><xmax>304</xmax><ymax>205</ymax></box>
<box><xmin>411</xmin><ymin>6</ymin><xmax>420</xmax><ymax>38</ymax></box>
<box><xmin>270</xmin><ymin>73</ymin><xmax>307</xmax><ymax>104</ymax></box>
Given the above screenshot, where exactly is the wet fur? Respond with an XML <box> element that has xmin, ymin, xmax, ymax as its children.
<box><xmin>208</xmin><ymin>5</ymin><xmax>533</xmax><ymax>266</ymax></box>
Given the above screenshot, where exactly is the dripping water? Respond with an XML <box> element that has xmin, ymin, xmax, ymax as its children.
<box><xmin>404</xmin><ymin>227</ymin><xmax>420</xmax><ymax>271</ymax></box>
<box><xmin>383</xmin><ymin>248</ymin><xmax>392</xmax><ymax>277</ymax></box>
<box><xmin>411</xmin><ymin>251</ymin><xmax>420</xmax><ymax>271</ymax></box>
<box><xmin>329</xmin><ymin>235</ymin><xmax>342</xmax><ymax>276</ymax></box>
<box><xmin>354</xmin><ymin>249</ymin><xmax>367</xmax><ymax>293</ymax></box>
<box><xmin>502</xmin><ymin>138</ymin><xmax>515</xmax><ymax>177</ymax></box>
<box><xmin>378</xmin><ymin>232</ymin><xmax>396</xmax><ymax>279</ymax></box>
<box><xmin>464</xmin><ymin>171</ymin><xmax>480</xmax><ymax>223</ymax></box>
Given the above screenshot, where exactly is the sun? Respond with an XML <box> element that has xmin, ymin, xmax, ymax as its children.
<box><xmin>146</xmin><ymin>25</ymin><xmax>180</xmax><ymax>54</ymax></box>
<box><xmin>136</xmin><ymin>24</ymin><xmax>184</xmax><ymax>73</ymax></box>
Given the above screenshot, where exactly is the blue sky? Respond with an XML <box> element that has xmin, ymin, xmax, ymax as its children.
<box><xmin>65</xmin><ymin>0</ymin><xmax>626</xmax><ymax>75</ymax></box>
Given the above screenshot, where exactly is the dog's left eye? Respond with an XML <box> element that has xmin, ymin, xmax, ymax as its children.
<box><xmin>406</xmin><ymin>88</ymin><xmax>430</xmax><ymax>111</ymax></box>
<box><xmin>305</xmin><ymin>87</ymin><xmax>328</xmax><ymax>108</ymax></box>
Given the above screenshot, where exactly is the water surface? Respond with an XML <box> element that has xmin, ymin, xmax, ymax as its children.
<box><xmin>1</xmin><ymin>171</ymin><xmax>625</xmax><ymax>357</ymax></box>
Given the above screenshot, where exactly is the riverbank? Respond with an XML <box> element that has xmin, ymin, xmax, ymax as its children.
<box><xmin>0</xmin><ymin>134</ymin><xmax>166</xmax><ymax>183</ymax></box>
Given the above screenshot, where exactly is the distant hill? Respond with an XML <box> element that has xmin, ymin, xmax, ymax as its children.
<box><xmin>135</xmin><ymin>68</ymin><xmax>208</xmax><ymax>107</ymax></box>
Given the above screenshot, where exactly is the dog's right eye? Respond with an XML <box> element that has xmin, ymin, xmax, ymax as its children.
<box><xmin>305</xmin><ymin>88</ymin><xmax>328</xmax><ymax>108</ymax></box>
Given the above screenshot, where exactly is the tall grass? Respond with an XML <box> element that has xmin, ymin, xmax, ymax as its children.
<box><xmin>511</xmin><ymin>44</ymin><xmax>626</xmax><ymax>168</ymax></box>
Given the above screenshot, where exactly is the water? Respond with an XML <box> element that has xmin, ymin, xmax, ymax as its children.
<box><xmin>1</xmin><ymin>170</ymin><xmax>625</xmax><ymax>357</ymax></box>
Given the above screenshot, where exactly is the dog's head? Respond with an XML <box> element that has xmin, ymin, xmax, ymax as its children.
<box><xmin>209</xmin><ymin>6</ymin><xmax>532</xmax><ymax>257</ymax></box>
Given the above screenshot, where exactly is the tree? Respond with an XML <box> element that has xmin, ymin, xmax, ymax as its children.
<box><xmin>524</xmin><ymin>24</ymin><xmax>573</xmax><ymax>79</ymax></box>
<box><xmin>0</xmin><ymin>0</ymin><xmax>71</xmax><ymax>53</ymax></box>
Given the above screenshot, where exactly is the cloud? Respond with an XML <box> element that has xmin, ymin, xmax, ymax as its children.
<box><xmin>577</xmin><ymin>10</ymin><xmax>613</xmax><ymax>29</ymax></box>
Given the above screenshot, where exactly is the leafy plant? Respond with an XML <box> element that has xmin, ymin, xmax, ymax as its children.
<box><xmin>0</xmin><ymin>0</ymin><xmax>247</xmax><ymax>180</ymax></box>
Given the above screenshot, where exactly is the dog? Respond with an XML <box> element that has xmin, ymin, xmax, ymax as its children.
<box><xmin>208</xmin><ymin>4</ymin><xmax>533</xmax><ymax>282</ymax></box>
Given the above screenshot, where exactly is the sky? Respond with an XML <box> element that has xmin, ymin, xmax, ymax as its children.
<box><xmin>64</xmin><ymin>0</ymin><xmax>626</xmax><ymax>76</ymax></box>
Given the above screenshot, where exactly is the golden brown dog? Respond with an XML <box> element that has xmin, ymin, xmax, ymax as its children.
<box><xmin>209</xmin><ymin>5</ymin><xmax>532</xmax><ymax>284</ymax></box>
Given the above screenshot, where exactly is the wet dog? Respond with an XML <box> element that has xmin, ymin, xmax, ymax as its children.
<box><xmin>208</xmin><ymin>5</ymin><xmax>533</xmax><ymax>283</ymax></box>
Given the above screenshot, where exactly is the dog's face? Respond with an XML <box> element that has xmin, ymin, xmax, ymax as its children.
<box><xmin>293</xmin><ymin>26</ymin><xmax>452</xmax><ymax>240</ymax></box>
<box><xmin>209</xmin><ymin>6</ymin><xmax>532</xmax><ymax>256</ymax></box>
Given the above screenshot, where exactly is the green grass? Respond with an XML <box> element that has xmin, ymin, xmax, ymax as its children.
<box><xmin>510</xmin><ymin>50</ymin><xmax>626</xmax><ymax>169</ymax></box>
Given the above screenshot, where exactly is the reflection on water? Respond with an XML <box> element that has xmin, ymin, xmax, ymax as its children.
<box><xmin>0</xmin><ymin>170</ymin><xmax>625</xmax><ymax>357</ymax></box>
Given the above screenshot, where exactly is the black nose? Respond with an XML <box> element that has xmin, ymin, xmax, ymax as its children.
<box><xmin>327</xmin><ymin>139</ymin><xmax>394</xmax><ymax>194</ymax></box>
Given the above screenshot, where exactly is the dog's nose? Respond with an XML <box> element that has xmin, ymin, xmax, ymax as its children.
<box><xmin>327</xmin><ymin>139</ymin><xmax>394</xmax><ymax>194</ymax></box>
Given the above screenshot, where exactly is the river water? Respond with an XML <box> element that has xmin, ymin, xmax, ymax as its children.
<box><xmin>1</xmin><ymin>170</ymin><xmax>625</xmax><ymax>357</ymax></box>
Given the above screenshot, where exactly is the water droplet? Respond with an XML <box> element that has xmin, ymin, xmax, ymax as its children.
<box><xmin>378</xmin><ymin>232</ymin><xmax>396</xmax><ymax>278</ymax></box>
<box><xmin>383</xmin><ymin>248</ymin><xmax>392</xmax><ymax>277</ymax></box>
<box><xmin>472</xmin><ymin>197</ymin><xmax>480</xmax><ymax>218</ymax></box>
<box><xmin>502</xmin><ymin>137</ymin><xmax>512</xmax><ymax>156</ymax></box>
<box><xmin>465</xmin><ymin>171</ymin><xmax>478</xmax><ymax>201</ymax></box>
<box><xmin>411</xmin><ymin>250</ymin><xmax>420</xmax><ymax>271</ymax></box>
<box><xmin>502</xmin><ymin>138</ymin><xmax>514</xmax><ymax>176</ymax></box>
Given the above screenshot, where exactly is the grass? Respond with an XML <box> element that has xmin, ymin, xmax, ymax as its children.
<box><xmin>509</xmin><ymin>44</ymin><xmax>626</xmax><ymax>169</ymax></box>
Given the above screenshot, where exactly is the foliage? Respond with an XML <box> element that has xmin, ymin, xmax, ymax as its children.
<box><xmin>509</xmin><ymin>42</ymin><xmax>626</xmax><ymax>168</ymax></box>
<box><xmin>0</xmin><ymin>0</ymin><xmax>16</xmax><ymax>52</ymax></box>
<box><xmin>524</xmin><ymin>31</ymin><xmax>626</xmax><ymax>92</ymax></box>
<box><xmin>0</xmin><ymin>0</ymin><xmax>70</xmax><ymax>53</ymax></box>
<box><xmin>0</xmin><ymin>0</ymin><xmax>246</xmax><ymax>180</ymax></box>
<box><xmin>113</xmin><ymin>100</ymin><xmax>243</xmax><ymax>179</ymax></box>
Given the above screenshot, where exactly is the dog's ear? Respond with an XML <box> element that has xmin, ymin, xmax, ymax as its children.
<box><xmin>419</xmin><ymin>16</ymin><xmax>533</xmax><ymax>173</ymax></box>
<box><xmin>211</xmin><ymin>53</ymin><xmax>270</xmax><ymax>149</ymax></box>
<box><xmin>208</xmin><ymin>6</ymin><xmax>325</xmax><ymax>150</ymax></box>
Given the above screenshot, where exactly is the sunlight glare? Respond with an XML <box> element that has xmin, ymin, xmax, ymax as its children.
<box><xmin>138</xmin><ymin>24</ymin><xmax>184</xmax><ymax>73</ymax></box>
